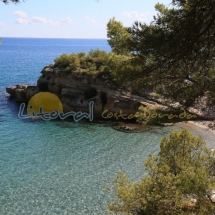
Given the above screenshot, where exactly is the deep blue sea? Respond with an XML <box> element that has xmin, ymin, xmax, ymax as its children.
<box><xmin>0</xmin><ymin>38</ymin><xmax>215</xmax><ymax>215</ymax></box>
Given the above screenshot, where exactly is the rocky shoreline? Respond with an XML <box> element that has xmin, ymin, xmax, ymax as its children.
<box><xmin>5</xmin><ymin>65</ymin><xmax>171</xmax><ymax>119</ymax></box>
<box><xmin>5</xmin><ymin>65</ymin><xmax>215</xmax><ymax>127</ymax></box>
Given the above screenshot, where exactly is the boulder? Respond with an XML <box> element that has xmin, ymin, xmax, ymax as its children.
<box><xmin>15</xmin><ymin>89</ymin><xmax>27</xmax><ymax>103</ymax></box>
<box><xmin>6</xmin><ymin>84</ymin><xmax>29</xmax><ymax>102</ymax></box>
<box><xmin>6</xmin><ymin>86</ymin><xmax>16</xmax><ymax>97</ymax></box>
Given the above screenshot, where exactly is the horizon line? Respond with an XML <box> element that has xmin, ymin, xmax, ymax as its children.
<box><xmin>1</xmin><ymin>36</ymin><xmax>109</xmax><ymax>40</ymax></box>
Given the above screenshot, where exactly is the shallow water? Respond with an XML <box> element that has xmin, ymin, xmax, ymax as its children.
<box><xmin>0</xmin><ymin>38</ymin><xmax>215</xmax><ymax>215</ymax></box>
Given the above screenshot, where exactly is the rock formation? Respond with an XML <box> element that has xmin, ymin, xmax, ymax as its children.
<box><xmin>6</xmin><ymin>65</ymin><xmax>171</xmax><ymax>120</ymax></box>
<box><xmin>6</xmin><ymin>65</ymin><xmax>207</xmax><ymax>122</ymax></box>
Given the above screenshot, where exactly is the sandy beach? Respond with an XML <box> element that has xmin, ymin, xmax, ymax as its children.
<box><xmin>175</xmin><ymin>121</ymin><xmax>215</xmax><ymax>149</ymax></box>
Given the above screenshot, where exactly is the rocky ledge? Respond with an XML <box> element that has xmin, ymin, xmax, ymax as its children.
<box><xmin>6</xmin><ymin>65</ymin><xmax>209</xmax><ymax>122</ymax></box>
<box><xmin>6</xmin><ymin>84</ymin><xmax>39</xmax><ymax>103</ymax></box>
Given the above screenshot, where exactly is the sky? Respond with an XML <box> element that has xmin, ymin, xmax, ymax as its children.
<box><xmin>0</xmin><ymin>0</ymin><xmax>171</xmax><ymax>38</ymax></box>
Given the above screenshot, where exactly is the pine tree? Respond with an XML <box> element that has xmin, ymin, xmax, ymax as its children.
<box><xmin>108</xmin><ymin>129</ymin><xmax>215</xmax><ymax>215</ymax></box>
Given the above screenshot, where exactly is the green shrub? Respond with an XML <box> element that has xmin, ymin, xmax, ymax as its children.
<box><xmin>85</xmin><ymin>49</ymin><xmax>109</xmax><ymax>70</ymax></box>
<box><xmin>54</xmin><ymin>53</ymin><xmax>70</xmax><ymax>68</ymax></box>
<box><xmin>77</xmin><ymin>52</ymin><xmax>86</xmax><ymax>58</ymax></box>
<box><xmin>53</xmin><ymin>50</ymin><xmax>120</xmax><ymax>87</ymax></box>
<box><xmin>54</xmin><ymin>53</ymin><xmax>80</xmax><ymax>70</ymax></box>
<box><xmin>135</xmin><ymin>105</ymin><xmax>161</xmax><ymax>125</ymax></box>
<box><xmin>54</xmin><ymin>49</ymin><xmax>109</xmax><ymax>74</ymax></box>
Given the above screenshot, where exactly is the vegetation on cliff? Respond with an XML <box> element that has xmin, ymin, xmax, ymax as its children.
<box><xmin>53</xmin><ymin>49</ymin><xmax>120</xmax><ymax>88</ymax></box>
<box><xmin>54</xmin><ymin>49</ymin><xmax>109</xmax><ymax>75</ymax></box>
<box><xmin>53</xmin><ymin>49</ymin><xmax>150</xmax><ymax>94</ymax></box>
<box><xmin>107</xmin><ymin>129</ymin><xmax>215</xmax><ymax>215</ymax></box>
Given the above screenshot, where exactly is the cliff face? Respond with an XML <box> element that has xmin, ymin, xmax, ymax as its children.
<box><xmin>6</xmin><ymin>65</ymin><xmax>169</xmax><ymax>120</ymax></box>
<box><xmin>10</xmin><ymin>65</ymin><xmax>215</xmax><ymax>123</ymax></box>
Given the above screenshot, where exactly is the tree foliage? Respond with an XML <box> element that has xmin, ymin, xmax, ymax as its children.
<box><xmin>107</xmin><ymin>0</ymin><xmax>215</xmax><ymax>107</ymax></box>
<box><xmin>1</xmin><ymin>0</ymin><xmax>21</xmax><ymax>4</ymax></box>
<box><xmin>53</xmin><ymin>50</ymin><xmax>119</xmax><ymax>87</ymax></box>
<box><xmin>54</xmin><ymin>53</ymin><xmax>80</xmax><ymax>71</ymax></box>
<box><xmin>54</xmin><ymin>49</ymin><xmax>110</xmax><ymax>74</ymax></box>
<box><xmin>108</xmin><ymin>129</ymin><xmax>215</xmax><ymax>215</ymax></box>
<box><xmin>107</xmin><ymin>53</ymin><xmax>140</xmax><ymax>85</ymax></box>
<box><xmin>107</xmin><ymin>18</ymin><xmax>131</xmax><ymax>55</ymax></box>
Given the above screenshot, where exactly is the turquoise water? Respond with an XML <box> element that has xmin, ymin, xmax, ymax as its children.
<box><xmin>0</xmin><ymin>38</ymin><xmax>215</xmax><ymax>215</ymax></box>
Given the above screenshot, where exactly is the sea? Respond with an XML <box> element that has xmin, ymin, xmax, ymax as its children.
<box><xmin>0</xmin><ymin>38</ymin><xmax>215</xmax><ymax>215</ymax></box>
